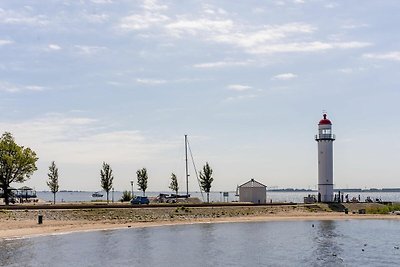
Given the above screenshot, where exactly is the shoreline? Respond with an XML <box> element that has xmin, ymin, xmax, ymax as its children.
<box><xmin>0</xmin><ymin>207</ymin><xmax>400</xmax><ymax>240</ymax></box>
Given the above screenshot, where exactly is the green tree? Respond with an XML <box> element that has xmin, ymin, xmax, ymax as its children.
<box><xmin>136</xmin><ymin>168</ymin><xmax>148</xmax><ymax>196</ymax></box>
<box><xmin>199</xmin><ymin>162</ymin><xmax>213</xmax><ymax>203</ymax></box>
<box><xmin>0</xmin><ymin>132</ymin><xmax>38</xmax><ymax>205</ymax></box>
<box><xmin>100</xmin><ymin>162</ymin><xmax>114</xmax><ymax>203</ymax></box>
<box><xmin>169</xmin><ymin>173</ymin><xmax>179</xmax><ymax>196</ymax></box>
<box><xmin>46</xmin><ymin>161</ymin><xmax>59</xmax><ymax>204</ymax></box>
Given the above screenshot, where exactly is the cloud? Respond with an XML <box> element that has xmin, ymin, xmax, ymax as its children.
<box><xmin>0</xmin><ymin>81</ymin><xmax>46</xmax><ymax>93</ymax></box>
<box><xmin>0</xmin><ymin>8</ymin><xmax>48</xmax><ymax>25</ymax></box>
<box><xmin>0</xmin><ymin>114</ymin><xmax>176</xmax><ymax>164</ymax></box>
<box><xmin>136</xmin><ymin>78</ymin><xmax>167</xmax><ymax>85</ymax></box>
<box><xmin>248</xmin><ymin>41</ymin><xmax>371</xmax><ymax>54</ymax></box>
<box><xmin>341</xmin><ymin>23</ymin><xmax>369</xmax><ymax>30</ymax></box>
<box><xmin>272</xmin><ymin>73</ymin><xmax>298</xmax><ymax>80</ymax></box>
<box><xmin>338</xmin><ymin>67</ymin><xmax>366</xmax><ymax>74</ymax></box>
<box><xmin>0</xmin><ymin>39</ymin><xmax>13</xmax><ymax>46</ymax></box>
<box><xmin>193</xmin><ymin>60</ymin><xmax>251</xmax><ymax>68</ymax></box>
<box><xmin>227</xmin><ymin>84</ymin><xmax>252</xmax><ymax>91</ymax></box>
<box><xmin>90</xmin><ymin>0</ymin><xmax>113</xmax><ymax>3</ymax></box>
<box><xmin>212</xmin><ymin>23</ymin><xmax>316</xmax><ymax>48</ymax></box>
<box><xmin>120</xmin><ymin>12</ymin><xmax>169</xmax><ymax>30</ymax></box>
<box><xmin>118</xmin><ymin>5</ymin><xmax>369</xmax><ymax>56</ymax></box>
<box><xmin>84</xmin><ymin>13</ymin><xmax>109</xmax><ymax>23</ymax></box>
<box><xmin>224</xmin><ymin>94</ymin><xmax>257</xmax><ymax>102</ymax></box>
<box><xmin>74</xmin><ymin>45</ymin><xmax>107</xmax><ymax>55</ymax></box>
<box><xmin>142</xmin><ymin>0</ymin><xmax>168</xmax><ymax>11</ymax></box>
<box><xmin>363</xmin><ymin>52</ymin><xmax>400</xmax><ymax>61</ymax></box>
<box><xmin>48</xmin><ymin>44</ymin><xmax>61</xmax><ymax>50</ymax></box>
<box><xmin>166</xmin><ymin>18</ymin><xmax>234</xmax><ymax>37</ymax></box>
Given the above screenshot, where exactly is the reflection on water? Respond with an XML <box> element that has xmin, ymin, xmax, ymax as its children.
<box><xmin>313</xmin><ymin>220</ymin><xmax>344</xmax><ymax>266</ymax></box>
<box><xmin>1</xmin><ymin>220</ymin><xmax>400</xmax><ymax>267</ymax></box>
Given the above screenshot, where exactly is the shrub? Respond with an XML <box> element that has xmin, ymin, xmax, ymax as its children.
<box><xmin>120</xmin><ymin>190</ymin><xmax>133</xmax><ymax>202</ymax></box>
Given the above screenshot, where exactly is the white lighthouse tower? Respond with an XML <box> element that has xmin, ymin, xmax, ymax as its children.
<box><xmin>315</xmin><ymin>113</ymin><xmax>335</xmax><ymax>202</ymax></box>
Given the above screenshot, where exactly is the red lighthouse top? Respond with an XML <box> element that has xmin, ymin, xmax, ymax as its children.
<box><xmin>319</xmin><ymin>114</ymin><xmax>332</xmax><ymax>125</ymax></box>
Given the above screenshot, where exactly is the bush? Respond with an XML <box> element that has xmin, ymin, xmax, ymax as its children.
<box><xmin>120</xmin><ymin>191</ymin><xmax>133</xmax><ymax>202</ymax></box>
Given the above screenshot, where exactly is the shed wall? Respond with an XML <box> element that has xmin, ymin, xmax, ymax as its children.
<box><xmin>239</xmin><ymin>187</ymin><xmax>266</xmax><ymax>204</ymax></box>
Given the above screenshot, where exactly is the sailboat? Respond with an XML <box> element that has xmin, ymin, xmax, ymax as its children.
<box><xmin>183</xmin><ymin>135</ymin><xmax>204</xmax><ymax>201</ymax></box>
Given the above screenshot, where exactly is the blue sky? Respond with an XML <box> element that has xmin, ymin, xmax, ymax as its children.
<box><xmin>1</xmin><ymin>0</ymin><xmax>400</xmax><ymax>191</ymax></box>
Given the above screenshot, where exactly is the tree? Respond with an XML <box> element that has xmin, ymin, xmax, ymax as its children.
<box><xmin>47</xmin><ymin>161</ymin><xmax>59</xmax><ymax>204</ymax></box>
<box><xmin>0</xmin><ymin>132</ymin><xmax>38</xmax><ymax>205</ymax></box>
<box><xmin>199</xmin><ymin>162</ymin><xmax>213</xmax><ymax>203</ymax></box>
<box><xmin>169</xmin><ymin>173</ymin><xmax>179</xmax><ymax>196</ymax></box>
<box><xmin>136</xmin><ymin>168</ymin><xmax>148</xmax><ymax>196</ymax></box>
<box><xmin>100</xmin><ymin>162</ymin><xmax>114</xmax><ymax>203</ymax></box>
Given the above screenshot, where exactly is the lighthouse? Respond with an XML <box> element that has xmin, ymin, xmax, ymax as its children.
<box><xmin>315</xmin><ymin>113</ymin><xmax>335</xmax><ymax>202</ymax></box>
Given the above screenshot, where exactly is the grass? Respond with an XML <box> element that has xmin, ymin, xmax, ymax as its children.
<box><xmin>365</xmin><ymin>203</ymin><xmax>400</xmax><ymax>214</ymax></box>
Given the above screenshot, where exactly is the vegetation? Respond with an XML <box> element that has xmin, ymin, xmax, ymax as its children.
<box><xmin>47</xmin><ymin>161</ymin><xmax>59</xmax><ymax>204</ymax></box>
<box><xmin>199</xmin><ymin>162</ymin><xmax>214</xmax><ymax>203</ymax></box>
<box><xmin>0</xmin><ymin>132</ymin><xmax>38</xmax><ymax>205</ymax></box>
<box><xmin>120</xmin><ymin>190</ymin><xmax>133</xmax><ymax>202</ymax></box>
<box><xmin>366</xmin><ymin>203</ymin><xmax>400</xmax><ymax>214</ymax></box>
<box><xmin>136</xmin><ymin>168</ymin><xmax>148</xmax><ymax>196</ymax></box>
<box><xmin>169</xmin><ymin>173</ymin><xmax>179</xmax><ymax>196</ymax></box>
<box><xmin>100</xmin><ymin>162</ymin><xmax>114</xmax><ymax>203</ymax></box>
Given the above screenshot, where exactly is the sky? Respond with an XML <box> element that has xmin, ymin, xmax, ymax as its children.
<box><xmin>1</xmin><ymin>0</ymin><xmax>400</xmax><ymax>192</ymax></box>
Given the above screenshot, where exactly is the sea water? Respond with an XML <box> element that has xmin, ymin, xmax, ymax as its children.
<box><xmin>36</xmin><ymin>191</ymin><xmax>400</xmax><ymax>203</ymax></box>
<box><xmin>1</xmin><ymin>219</ymin><xmax>400</xmax><ymax>266</ymax></box>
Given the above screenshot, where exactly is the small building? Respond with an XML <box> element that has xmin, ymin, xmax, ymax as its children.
<box><xmin>238</xmin><ymin>179</ymin><xmax>267</xmax><ymax>204</ymax></box>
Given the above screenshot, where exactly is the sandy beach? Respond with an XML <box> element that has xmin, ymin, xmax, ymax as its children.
<box><xmin>1</xmin><ymin>203</ymin><xmax>399</xmax><ymax>239</ymax></box>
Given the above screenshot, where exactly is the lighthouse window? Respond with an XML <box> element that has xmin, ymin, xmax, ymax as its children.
<box><xmin>322</xmin><ymin>129</ymin><xmax>331</xmax><ymax>134</ymax></box>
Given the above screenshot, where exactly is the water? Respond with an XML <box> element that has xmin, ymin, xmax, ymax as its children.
<box><xmin>1</xmin><ymin>220</ymin><xmax>400</xmax><ymax>266</ymax></box>
<box><xmin>36</xmin><ymin>191</ymin><xmax>400</xmax><ymax>203</ymax></box>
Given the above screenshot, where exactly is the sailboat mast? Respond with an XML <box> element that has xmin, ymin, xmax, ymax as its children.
<box><xmin>185</xmin><ymin>134</ymin><xmax>189</xmax><ymax>196</ymax></box>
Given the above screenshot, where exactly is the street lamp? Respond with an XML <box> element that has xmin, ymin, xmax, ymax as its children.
<box><xmin>130</xmin><ymin>180</ymin><xmax>134</xmax><ymax>199</ymax></box>
<box><xmin>112</xmin><ymin>187</ymin><xmax>114</xmax><ymax>203</ymax></box>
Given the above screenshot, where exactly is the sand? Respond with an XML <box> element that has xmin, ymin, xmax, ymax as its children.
<box><xmin>1</xmin><ymin>204</ymin><xmax>399</xmax><ymax>239</ymax></box>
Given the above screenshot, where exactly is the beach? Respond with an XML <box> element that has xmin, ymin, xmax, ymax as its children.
<box><xmin>1</xmin><ymin>203</ymin><xmax>399</xmax><ymax>239</ymax></box>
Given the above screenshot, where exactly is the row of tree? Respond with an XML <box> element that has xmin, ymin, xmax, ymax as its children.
<box><xmin>0</xmin><ymin>132</ymin><xmax>214</xmax><ymax>205</ymax></box>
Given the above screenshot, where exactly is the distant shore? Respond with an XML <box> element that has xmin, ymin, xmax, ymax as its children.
<box><xmin>1</xmin><ymin>203</ymin><xmax>399</xmax><ymax>239</ymax></box>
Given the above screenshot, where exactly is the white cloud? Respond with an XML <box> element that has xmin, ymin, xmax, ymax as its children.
<box><xmin>213</xmin><ymin>23</ymin><xmax>315</xmax><ymax>48</ymax></box>
<box><xmin>136</xmin><ymin>78</ymin><xmax>167</xmax><ymax>85</ymax></box>
<box><xmin>90</xmin><ymin>0</ymin><xmax>113</xmax><ymax>3</ymax></box>
<box><xmin>248</xmin><ymin>41</ymin><xmax>371</xmax><ymax>54</ymax></box>
<box><xmin>166</xmin><ymin>18</ymin><xmax>234</xmax><ymax>36</ymax></box>
<box><xmin>120</xmin><ymin>12</ymin><xmax>169</xmax><ymax>30</ymax></box>
<box><xmin>142</xmin><ymin>0</ymin><xmax>168</xmax><ymax>11</ymax></box>
<box><xmin>0</xmin><ymin>81</ymin><xmax>45</xmax><ymax>93</ymax></box>
<box><xmin>84</xmin><ymin>13</ymin><xmax>109</xmax><ymax>23</ymax></box>
<box><xmin>0</xmin><ymin>8</ymin><xmax>48</xmax><ymax>25</ymax></box>
<box><xmin>193</xmin><ymin>60</ymin><xmax>251</xmax><ymax>68</ymax></box>
<box><xmin>341</xmin><ymin>23</ymin><xmax>369</xmax><ymax>29</ymax></box>
<box><xmin>363</xmin><ymin>52</ymin><xmax>400</xmax><ymax>61</ymax></box>
<box><xmin>338</xmin><ymin>67</ymin><xmax>366</xmax><ymax>74</ymax></box>
<box><xmin>48</xmin><ymin>44</ymin><xmax>61</xmax><ymax>50</ymax></box>
<box><xmin>325</xmin><ymin>3</ymin><xmax>338</xmax><ymax>9</ymax></box>
<box><xmin>74</xmin><ymin>45</ymin><xmax>106</xmax><ymax>55</ymax></box>
<box><xmin>224</xmin><ymin>94</ymin><xmax>257</xmax><ymax>102</ymax></box>
<box><xmin>0</xmin><ymin>39</ymin><xmax>13</xmax><ymax>46</ymax></box>
<box><xmin>272</xmin><ymin>73</ymin><xmax>298</xmax><ymax>80</ymax></box>
<box><xmin>294</xmin><ymin>0</ymin><xmax>305</xmax><ymax>4</ymax></box>
<box><xmin>0</xmin><ymin>114</ymin><xmax>175</xmax><ymax>164</ymax></box>
<box><xmin>227</xmin><ymin>84</ymin><xmax>252</xmax><ymax>91</ymax></box>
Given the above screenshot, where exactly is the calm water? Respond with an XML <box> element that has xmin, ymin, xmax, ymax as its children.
<box><xmin>1</xmin><ymin>220</ymin><xmax>400</xmax><ymax>266</ymax></box>
<box><xmin>36</xmin><ymin>191</ymin><xmax>400</xmax><ymax>203</ymax></box>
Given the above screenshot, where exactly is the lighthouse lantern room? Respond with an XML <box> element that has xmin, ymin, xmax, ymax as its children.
<box><xmin>315</xmin><ymin>114</ymin><xmax>335</xmax><ymax>202</ymax></box>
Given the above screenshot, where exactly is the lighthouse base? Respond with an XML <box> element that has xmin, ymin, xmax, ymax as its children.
<box><xmin>318</xmin><ymin>184</ymin><xmax>334</xmax><ymax>203</ymax></box>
